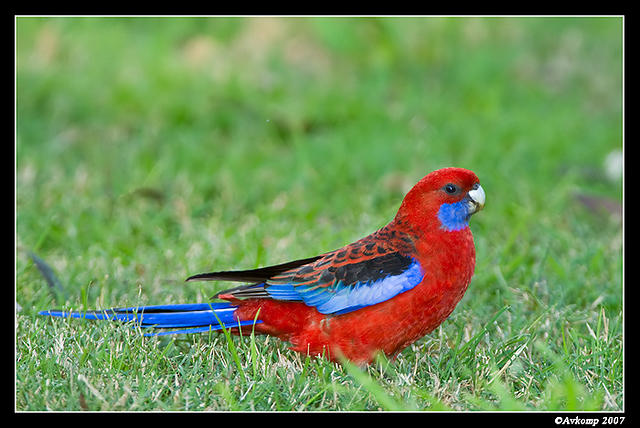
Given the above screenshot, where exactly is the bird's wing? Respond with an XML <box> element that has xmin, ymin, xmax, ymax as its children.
<box><xmin>195</xmin><ymin>231</ymin><xmax>424</xmax><ymax>315</ymax></box>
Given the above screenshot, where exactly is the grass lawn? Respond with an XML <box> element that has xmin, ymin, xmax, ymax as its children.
<box><xmin>16</xmin><ymin>17</ymin><xmax>623</xmax><ymax>411</ymax></box>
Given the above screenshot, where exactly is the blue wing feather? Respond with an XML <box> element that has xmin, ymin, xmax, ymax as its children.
<box><xmin>292</xmin><ymin>259</ymin><xmax>424</xmax><ymax>314</ymax></box>
<box><xmin>256</xmin><ymin>255</ymin><xmax>424</xmax><ymax>315</ymax></box>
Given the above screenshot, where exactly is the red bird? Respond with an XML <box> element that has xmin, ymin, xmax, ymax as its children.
<box><xmin>41</xmin><ymin>167</ymin><xmax>485</xmax><ymax>365</ymax></box>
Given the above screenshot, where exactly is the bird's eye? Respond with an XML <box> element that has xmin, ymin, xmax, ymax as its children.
<box><xmin>443</xmin><ymin>183</ymin><xmax>459</xmax><ymax>195</ymax></box>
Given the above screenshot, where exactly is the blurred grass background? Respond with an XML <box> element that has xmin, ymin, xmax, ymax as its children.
<box><xmin>16</xmin><ymin>17</ymin><xmax>623</xmax><ymax>411</ymax></box>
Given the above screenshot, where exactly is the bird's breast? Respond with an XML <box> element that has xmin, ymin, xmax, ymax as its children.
<box><xmin>409</xmin><ymin>228</ymin><xmax>475</xmax><ymax>321</ymax></box>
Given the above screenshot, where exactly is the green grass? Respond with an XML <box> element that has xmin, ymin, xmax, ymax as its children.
<box><xmin>16</xmin><ymin>16</ymin><xmax>623</xmax><ymax>411</ymax></box>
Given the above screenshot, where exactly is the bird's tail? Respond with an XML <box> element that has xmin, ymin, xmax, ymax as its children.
<box><xmin>38</xmin><ymin>302</ymin><xmax>262</xmax><ymax>336</ymax></box>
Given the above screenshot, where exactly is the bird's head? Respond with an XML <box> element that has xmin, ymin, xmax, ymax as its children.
<box><xmin>395</xmin><ymin>167</ymin><xmax>485</xmax><ymax>233</ymax></box>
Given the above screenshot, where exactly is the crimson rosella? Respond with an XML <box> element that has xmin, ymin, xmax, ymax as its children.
<box><xmin>40</xmin><ymin>167</ymin><xmax>485</xmax><ymax>365</ymax></box>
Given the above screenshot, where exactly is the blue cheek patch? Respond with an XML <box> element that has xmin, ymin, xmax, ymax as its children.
<box><xmin>437</xmin><ymin>201</ymin><xmax>470</xmax><ymax>231</ymax></box>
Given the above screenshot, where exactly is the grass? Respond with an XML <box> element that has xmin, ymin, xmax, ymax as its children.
<box><xmin>16</xmin><ymin>16</ymin><xmax>623</xmax><ymax>411</ymax></box>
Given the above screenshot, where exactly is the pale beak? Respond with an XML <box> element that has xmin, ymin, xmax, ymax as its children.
<box><xmin>466</xmin><ymin>183</ymin><xmax>485</xmax><ymax>215</ymax></box>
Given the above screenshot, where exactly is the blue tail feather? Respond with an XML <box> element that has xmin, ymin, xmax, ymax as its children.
<box><xmin>38</xmin><ymin>302</ymin><xmax>262</xmax><ymax>335</ymax></box>
<box><xmin>142</xmin><ymin>321</ymin><xmax>261</xmax><ymax>337</ymax></box>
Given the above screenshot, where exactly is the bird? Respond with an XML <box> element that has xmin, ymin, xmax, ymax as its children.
<box><xmin>40</xmin><ymin>167</ymin><xmax>485</xmax><ymax>365</ymax></box>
